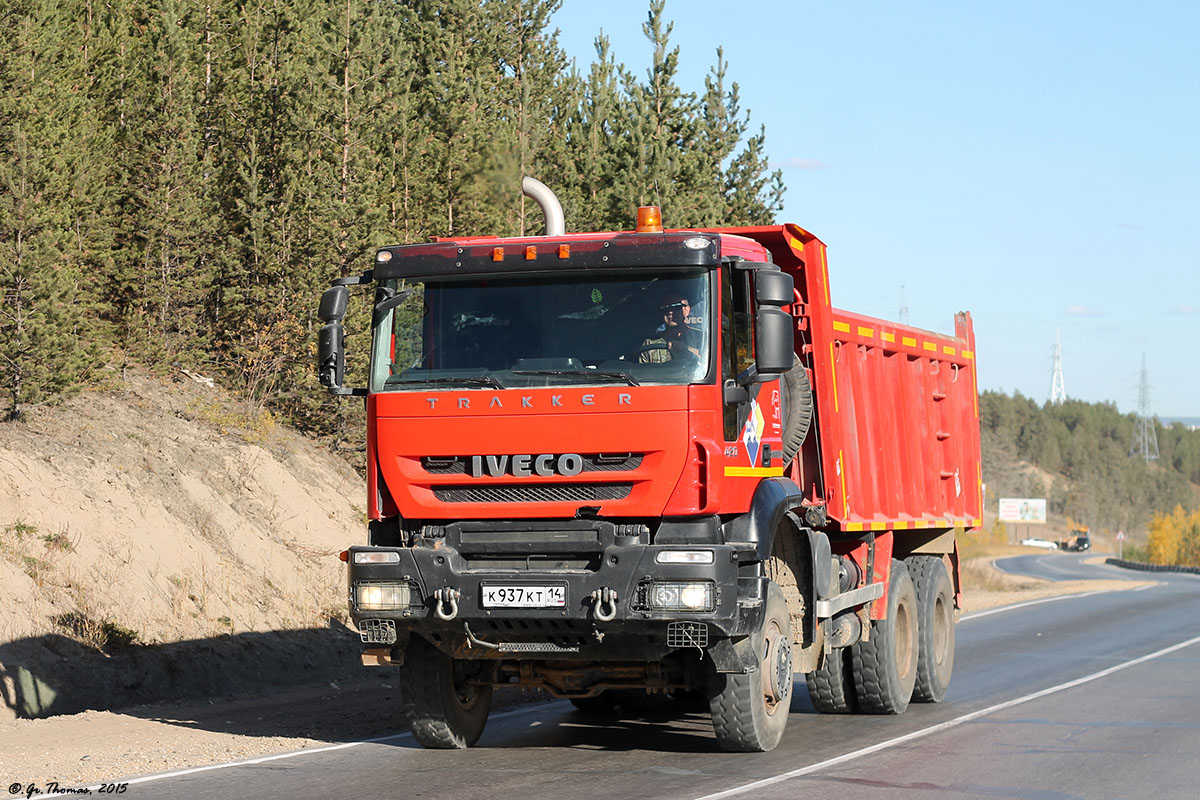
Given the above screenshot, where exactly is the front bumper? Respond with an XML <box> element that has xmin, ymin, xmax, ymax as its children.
<box><xmin>347</xmin><ymin>523</ymin><xmax>762</xmax><ymax>661</ymax></box>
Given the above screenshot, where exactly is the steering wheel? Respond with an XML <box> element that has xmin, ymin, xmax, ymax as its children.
<box><xmin>636</xmin><ymin>341</ymin><xmax>671</xmax><ymax>362</ymax></box>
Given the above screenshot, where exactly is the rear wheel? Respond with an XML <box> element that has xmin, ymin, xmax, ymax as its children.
<box><xmin>906</xmin><ymin>555</ymin><xmax>955</xmax><ymax>703</ymax></box>
<box><xmin>852</xmin><ymin>559</ymin><xmax>918</xmax><ymax>714</ymax></box>
<box><xmin>398</xmin><ymin>635</ymin><xmax>493</xmax><ymax>748</ymax></box>
<box><xmin>806</xmin><ymin>644</ymin><xmax>858</xmax><ymax>713</ymax></box>
<box><xmin>708</xmin><ymin>581</ymin><xmax>793</xmax><ymax>751</ymax></box>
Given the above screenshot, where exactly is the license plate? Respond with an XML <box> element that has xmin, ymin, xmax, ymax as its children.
<box><xmin>481</xmin><ymin>584</ymin><xmax>566</xmax><ymax>608</ymax></box>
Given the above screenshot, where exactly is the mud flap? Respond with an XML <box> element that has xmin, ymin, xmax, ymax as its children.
<box><xmin>708</xmin><ymin>636</ymin><xmax>759</xmax><ymax>674</ymax></box>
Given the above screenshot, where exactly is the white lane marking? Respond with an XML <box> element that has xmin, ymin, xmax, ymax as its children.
<box><xmin>693</xmin><ymin>633</ymin><xmax>1200</xmax><ymax>800</ymax></box>
<box><xmin>51</xmin><ymin>700</ymin><xmax>569</xmax><ymax>796</ymax></box>
<box><xmin>960</xmin><ymin>589</ymin><xmax>1110</xmax><ymax>621</ymax></box>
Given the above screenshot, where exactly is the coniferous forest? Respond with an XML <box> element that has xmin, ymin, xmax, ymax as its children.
<box><xmin>4</xmin><ymin>2</ymin><xmax>1196</xmax><ymax>548</ymax></box>
<box><xmin>0</xmin><ymin>0</ymin><xmax>783</xmax><ymax>428</ymax></box>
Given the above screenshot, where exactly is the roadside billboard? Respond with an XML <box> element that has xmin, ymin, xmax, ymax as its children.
<box><xmin>999</xmin><ymin>497</ymin><xmax>1047</xmax><ymax>523</ymax></box>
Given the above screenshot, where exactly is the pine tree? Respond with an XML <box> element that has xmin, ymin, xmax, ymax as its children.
<box><xmin>563</xmin><ymin>34</ymin><xmax>625</xmax><ymax>230</ymax></box>
<box><xmin>0</xmin><ymin>1</ymin><xmax>103</xmax><ymax>420</ymax></box>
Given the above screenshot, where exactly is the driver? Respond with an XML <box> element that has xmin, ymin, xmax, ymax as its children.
<box><xmin>638</xmin><ymin>292</ymin><xmax>701</xmax><ymax>364</ymax></box>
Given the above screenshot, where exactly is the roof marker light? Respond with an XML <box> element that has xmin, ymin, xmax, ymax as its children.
<box><xmin>525</xmin><ymin>245</ymin><xmax>537</xmax><ymax>260</ymax></box>
<box><xmin>683</xmin><ymin>236</ymin><xmax>710</xmax><ymax>250</ymax></box>
<box><xmin>558</xmin><ymin>244</ymin><xmax>570</xmax><ymax>259</ymax></box>
<box><xmin>492</xmin><ymin>247</ymin><xmax>504</xmax><ymax>262</ymax></box>
<box><xmin>636</xmin><ymin>206</ymin><xmax>663</xmax><ymax>233</ymax></box>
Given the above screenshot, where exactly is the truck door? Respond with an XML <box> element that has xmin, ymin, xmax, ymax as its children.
<box><xmin>720</xmin><ymin>263</ymin><xmax>786</xmax><ymax>495</ymax></box>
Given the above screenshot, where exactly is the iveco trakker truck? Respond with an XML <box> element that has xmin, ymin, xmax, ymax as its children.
<box><xmin>317</xmin><ymin>178</ymin><xmax>982</xmax><ymax>751</ymax></box>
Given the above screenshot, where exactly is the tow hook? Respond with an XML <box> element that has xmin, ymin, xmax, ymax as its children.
<box><xmin>590</xmin><ymin>587</ymin><xmax>618</xmax><ymax>622</ymax></box>
<box><xmin>434</xmin><ymin>587</ymin><xmax>460</xmax><ymax>621</ymax></box>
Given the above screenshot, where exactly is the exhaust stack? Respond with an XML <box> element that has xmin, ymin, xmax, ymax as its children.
<box><xmin>521</xmin><ymin>176</ymin><xmax>565</xmax><ymax>237</ymax></box>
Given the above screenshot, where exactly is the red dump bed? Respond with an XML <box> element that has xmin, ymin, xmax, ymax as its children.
<box><xmin>723</xmin><ymin>224</ymin><xmax>983</xmax><ymax>535</ymax></box>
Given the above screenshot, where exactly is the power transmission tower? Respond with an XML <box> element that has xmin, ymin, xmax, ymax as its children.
<box><xmin>1049</xmin><ymin>329</ymin><xmax>1067</xmax><ymax>404</ymax></box>
<box><xmin>1130</xmin><ymin>353</ymin><xmax>1159</xmax><ymax>462</ymax></box>
<box><xmin>899</xmin><ymin>285</ymin><xmax>909</xmax><ymax>325</ymax></box>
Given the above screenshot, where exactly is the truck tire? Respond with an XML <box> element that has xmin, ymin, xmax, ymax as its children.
<box><xmin>778</xmin><ymin>354</ymin><xmax>813</xmax><ymax>465</ymax></box>
<box><xmin>708</xmin><ymin>581</ymin><xmax>793</xmax><ymax>751</ymax></box>
<box><xmin>851</xmin><ymin>559</ymin><xmax>918</xmax><ymax>714</ymax></box>
<box><xmin>905</xmin><ymin>555</ymin><xmax>955</xmax><ymax>703</ymax></box>
<box><xmin>806</xmin><ymin>644</ymin><xmax>858</xmax><ymax>713</ymax></box>
<box><xmin>398</xmin><ymin>635</ymin><xmax>493</xmax><ymax>748</ymax></box>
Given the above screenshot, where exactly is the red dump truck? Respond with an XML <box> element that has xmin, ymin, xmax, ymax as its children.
<box><xmin>317</xmin><ymin>178</ymin><xmax>982</xmax><ymax>752</ymax></box>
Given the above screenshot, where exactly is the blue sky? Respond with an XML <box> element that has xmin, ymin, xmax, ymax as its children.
<box><xmin>551</xmin><ymin>1</ymin><xmax>1198</xmax><ymax>417</ymax></box>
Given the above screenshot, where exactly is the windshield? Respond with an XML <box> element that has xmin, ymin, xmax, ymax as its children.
<box><xmin>370</xmin><ymin>269</ymin><xmax>712</xmax><ymax>391</ymax></box>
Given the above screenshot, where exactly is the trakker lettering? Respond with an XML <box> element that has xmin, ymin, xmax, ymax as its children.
<box><xmin>425</xmin><ymin>393</ymin><xmax>630</xmax><ymax>409</ymax></box>
<box><xmin>469</xmin><ymin>453</ymin><xmax>584</xmax><ymax>478</ymax></box>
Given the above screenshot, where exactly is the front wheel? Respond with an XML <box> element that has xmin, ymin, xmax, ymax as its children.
<box><xmin>852</xmin><ymin>559</ymin><xmax>918</xmax><ymax>714</ymax></box>
<box><xmin>398</xmin><ymin>635</ymin><xmax>493</xmax><ymax>748</ymax></box>
<box><xmin>708</xmin><ymin>581</ymin><xmax>793</xmax><ymax>751</ymax></box>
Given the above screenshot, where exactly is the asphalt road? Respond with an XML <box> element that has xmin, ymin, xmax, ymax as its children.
<box><xmin>107</xmin><ymin>553</ymin><xmax>1200</xmax><ymax>800</ymax></box>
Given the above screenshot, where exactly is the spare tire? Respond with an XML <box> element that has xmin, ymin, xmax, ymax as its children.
<box><xmin>778</xmin><ymin>354</ymin><xmax>812</xmax><ymax>466</ymax></box>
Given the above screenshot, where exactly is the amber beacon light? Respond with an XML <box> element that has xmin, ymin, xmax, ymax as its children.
<box><xmin>636</xmin><ymin>205</ymin><xmax>664</xmax><ymax>232</ymax></box>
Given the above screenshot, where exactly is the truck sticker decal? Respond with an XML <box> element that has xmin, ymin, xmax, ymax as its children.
<box><xmin>741</xmin><ymin>399</ymin><xmax>765</xmax><ymax>466</ymax></box>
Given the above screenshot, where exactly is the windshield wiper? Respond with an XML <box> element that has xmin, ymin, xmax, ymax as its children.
<box><xmin>511</xmin><ymin>369</ymin><xmax>640</xmax><ymax>386</ymax></box>
<box><xmin>393</xmin><ymin>375</ymin><xmax>506</xmax><ymax>389</ymax></box>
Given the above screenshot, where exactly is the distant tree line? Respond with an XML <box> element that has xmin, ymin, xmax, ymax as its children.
<box><xmin>980</xmin><ymin>391</ymin><xmax>1200</xmax><ymax>538</ymax></box>
<box><xmin>1147</xmin><ymin>506</ymin><xmax>1200</xmax><ymax>567</ymax></box>
<box><xmin>0</xmin><ymin>0</ymin><xmax>784</xmax><ymax>427</ymax></box>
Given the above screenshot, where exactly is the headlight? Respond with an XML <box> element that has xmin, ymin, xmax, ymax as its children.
<box><xmin>647</xmin><ymin>582</ymin><xmax>715</xmax><ymax>612</ymax></box>
<box><xmin>354</xmin><ymin>582</ymin><xmax>411</xmax><ymax>611</ymax></box>
<box><xmin>353</xmin><ymin>551</ymin><xmax>400</xmax><ymax>564</ymax></box>
<box><xmin>655</xmin><ymin>549</ymin><xmax>714</xmax><ymax>565</ymax></box>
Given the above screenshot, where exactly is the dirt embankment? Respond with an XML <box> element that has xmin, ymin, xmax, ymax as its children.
<box><xmin>0</xmin><ymin>371</ymin><xmax>367</xmax><ymax>722</ymax></box>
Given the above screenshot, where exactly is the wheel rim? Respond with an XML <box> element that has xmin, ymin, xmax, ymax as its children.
<box><xmin>932</xmin><ymin>593</ymin><xmax>950</xmax><ymax>665</ymax></box>
<box><xmin>895</xmin><ymin>597</ymin><xmax>916</xmax><ymax>682</ymax></box>
<box><xmin>762</xmin><ymin>620</ymin><xmax>792</xmax><ymax>713</ymax></box>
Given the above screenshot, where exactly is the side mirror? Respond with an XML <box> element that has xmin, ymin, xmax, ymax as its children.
<box><xmin>317</xmin><ymin>321</ymin><xmax>345</xmax><ymax>390</ymax></box>
<box><xmin>317</xmin><ymin>286</ymin><xmax>348</xmax><ymax>391</ymax></box>
<box><xmin>753</xmin><ymin>270</ymin><xmax>795</xmax><ymax>374</ymax></box>
<box><xmin>318</xmin><ymin>285</ymin><xmax>348</xmax><ymax>323</ymax></box>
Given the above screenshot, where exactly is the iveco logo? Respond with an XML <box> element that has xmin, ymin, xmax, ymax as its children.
<box><xmin>470</xmin><ymin>454</ymin><xmax>584</xmax><ymax>478</ymax></box>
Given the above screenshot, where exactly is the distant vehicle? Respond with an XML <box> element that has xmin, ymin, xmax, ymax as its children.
<box><xmin>1059</xmin><ymin>525</ymin><xmax>1091</xmax><ymax>552</ymax></box>
<box><xmin>1021</xmin><ymin>538</ymin><xmax>1059</xmax><ymax>550</ymax></box>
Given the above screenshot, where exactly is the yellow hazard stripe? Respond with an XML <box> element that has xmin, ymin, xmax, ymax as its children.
<box><xmin>723</xmin><ymin>466</ymin><xmax>786</xmax><ymax>478</ymax></box>
<box><xmin>838</xmin><ymin>450</ymin><xmax>848</xmax><ymax>518</ymax></box>
<box><xmin>902</xmin><ymin>336</ymin><xmax>917</xmax><ymax>347</ymax></box>
<box><xmin>829</xmin><ymin>342</ymin><xmax>839</xmax><ymax>412</ymax></box>
<box><xmin>858</xmin><ymin>326</ymin><xmax>874</xmax><ymax>338</ymax></box>
<box><xmin>833</xmin><ymin>320</ymin><xmax>851</xmax><ymax>333</ymax></box>
<box><xmin>840</xmin><ymin>518</ymin><xmax>978</xmax><ymax>532</ymax></box>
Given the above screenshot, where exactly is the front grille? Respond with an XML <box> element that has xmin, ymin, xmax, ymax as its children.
<box><xmin>463</xmin><ymin>555</ymin><xmax>600</xmax><ymax>572</ymax></box>
<box><xmin>433</xmin><ymin>483</ymin><xmax>632</xmax><ymax>503</ymax></box>
<box><xmin>422</xmin><ymin>454</ymin><xmax>643</xmax><ymax>474</ymax></box>
<box><xmin>358</xmin><ymin>619</ymin><xmax>397</xmax><ymax>645</ymax></box>
<box><xmin>496</xmin><ymin>642</ymin><xmax>581</xmax><ymax>653</ymax></box>
<box><xmin>667</xmin><ymin>622</ymin><xmax>709</xmax><ymax>649</ymax></box>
